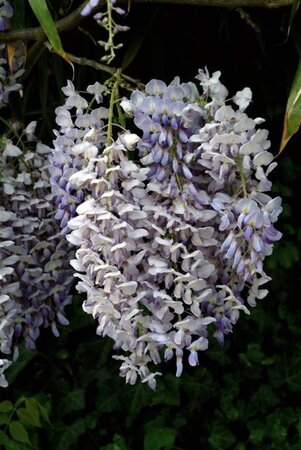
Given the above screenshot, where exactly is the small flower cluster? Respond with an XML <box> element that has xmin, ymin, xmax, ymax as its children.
<box><xmin>62</xmin><ymin>69</ymin><xmax>282</xmax><ymax>389</ymax></box>
<box><xmin>0</xmin><ymin>0</ymin><xmax>24</xmax><ymax>108</ymax></box>
<box><xmin>0</xmin><ymin>0</ymin><xmax>12</xmax><ymax>31</ymax></box>
<box><xmin>81</xmin><ymin>0</ymin><xmax>128</xmax><ymax>63</ymax></box>
<box><xmin>0</xmin><ymin>122</ymin><xmax>74</xmax><ymax>387</ymax></box>
<box><xmin>49</xmin><ymin>80</ymin><xmax>108</xmax><ymax>234</ymax></box>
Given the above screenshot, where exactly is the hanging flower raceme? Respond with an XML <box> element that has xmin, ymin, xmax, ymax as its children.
<box><xmin>0</xmin><ymin>123</ymin><xmax>74</xmax><ymax>387</ymax></box>
<box><xmin>49</xmin><ymin>80</ymin><xmax>109</xmax><ymax>234</ymax></box>
<box><xmin>53</xmin><ymin>69</ymin><xmax>282</xmax><ymax>389</ymax></box>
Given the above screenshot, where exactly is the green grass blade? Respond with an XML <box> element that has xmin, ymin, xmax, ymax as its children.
<box><xmin>280</xmin><ymin>58</ymin><xmax>301</xmax><ymax>153</ymax></box>
<box><xmin>27</xmin><ymin>0</ymin><xmax>63</xmax><ymax>55</ymax></box>
<box><xmin>287</xmin><ymin>0</ymin><xmax>300</xmax><ymax>38</ymax></box>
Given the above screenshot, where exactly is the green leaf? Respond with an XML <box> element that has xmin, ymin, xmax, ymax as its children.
<box><xmin>0</xmin><ymin>430</ymin><xmax>20</xmax><ymax>449</ymax></box>
<box><xmin>287</xmin><ymin>0</ymin><xmax>300</xmax><ymax>38</ymax></box>
<box><xmin>208</xmin><ymin>422</ymin><xmax>236</xmax><ymax>450</ymax></box>
<box><xmin>247</xmin><ymin>420</ymin><xmax>265</xmax><ymax>445</ymax></box>
<box><xmin>144</xmin><ymin>427</ymin><xmax>177</xmax><ymax>450</ymax></box>
<box><xmin>56</xmin><ymin>419</ymin><xmax>86</xmax><ymax>450</ymax></box>
<box><xmin>250</xmin><ymin>385</ymin><xmax>280</xmax><ymax>414</ymax></box>
<box><xmin>151</xmin><ymin>374</ymin><xmax>180</xmax><ymax>407</ymax></box>
<box><xmin>0</xmin><ymin>401</ymin><xmax>14</xmax><ymax>413</ymax></box>
<box><xmin>280</xmin><ymin>57</ymin><xmax>301</xmax><ymax>153</ymax></box>
<box><xmin>35</xmin><ymin>400</ymin><xmax>50</xmax><ymax>425</ymax></box>
<box><xmin>234</xmin><ymin>445</ymin><xmax>246</xmax><ymax>450</ymax></box>
<box><xmin>16</xmin><ymin>406</ymin><xmax>41</xmax><ymax>428</ymax></box>
<box><xmin>95</xmin><ymin>368</ymin><xmax>121</xmax><ymax>414</ymax></box>
<box><xmin>6</xmin><ymin>345</ymin><xmax>37</xmax><ymax>384</ymax></box>
<box><xmin>0</xmin><ymin>413</ymin><xmax>10</xmax><ymax>425</ymax></box>
<box><xmin>100</xmin><ymin>434</ymin><xmax>128</xmax><ymax>450</ymax></box>
<box><xmin>60</xmin><ymin>389</ymin><xmax>85</xmax><ymax>416</ymax></box>
<box><xmin>125</xmin><ymin>382</ymin><xmax>152</xmax><ymax>426</ymax></box>
<box><xmin>24</xmin><ymin>398</ymin><xmax>42</xmax><ymax>425</ymax></box>
<box><xmin>220</xmin><ymin>392</ymin><xmax>239</xmax><ymax>421</ymax></box>
<box><xmin>8</xmin><ymin>422</ymin><xmax>31</xmax><ymax>445</ymax></box>
<box><xmin>27</xmin><ymin>0</ymin><xmax>64</xmax><ymax>57</ymax></box>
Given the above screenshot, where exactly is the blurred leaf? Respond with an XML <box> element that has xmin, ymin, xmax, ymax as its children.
<box><xmin>287</xmin><ymin>0</ymin><xmax>300</xmax><ymax>38</ymax></box>
<box><xmin>243</xmin><ymin>342</ymin><xmax>264</xmax><ymax>365</ymax></box>
<box><xmin>268</xmin><ymin>354</ymin><xmax>301</xmax><ymax>392</ymax></box>
<box><xmin>0</xmin><ymin>430</ymin><xmax>20</xmax><ymax>449</ymax></box>
<box><xmin>125</xmin><ymin>383</ymin><xmax>152</xmax><ymax>426</ymax></box>
<box><xmin>96</xmin><ymin>368</ymin><xmax>122</xmax><ymax>413</ymax></box>
<box><xmin>250</xmin><ymin>385</ymin><xmax>280</xmax><ymax>414</ymax></box>
<box><xmin>0</xmin><ymin>413</ymin><xmax>10</xmax><ymax>425</ymax></box>
<box><xmin>286</xmin><ymin>357</ymin><xmax>301</xmax><ymax>391</ymax></box>
<box><xmin>277</xmin><ymin>242</ymin><xmax>299</xmax><ymax>269</ymax></box>
<box><xmin>247</xmin><ymin>420</ymin><xmax>265</xmax><ymax>445</ymax></box>
<box><xmin>151</xmin><ymin>374</ymin><xmax>180</xmax><ymax>407</ymax></box>
<box><xmin>234</xmin><ymin>445</ymin><xmax>246</xmax><ymax>450</ymax></box>
<box><xmin>6</xmin><ymin>345</ymin><xmax>37</xmax><ymax>384</ymax></box>
<box><xmin>220</xmin><ymin>392</ymin><xmax>239</xmax><ymax>421</ymax></box>
<box><xmin>16</xmin><ymin>398</ymin><xmax>42</xmax><ymax>428</ymax></box>
<box><xmin>0</xmin><ymin>400</ymin><xmax>14</xmax><ymax>413</ymax></box>
<box><xmin>144</xmin><ymin>427</ymin><xmax>176</xmax><ymax>450</ymax></box>
<box><xmin>208</xmin><ymin>342</ymin><xmax>231</xmax><ymax>366</ymax></box>
<box><xmin>171</xmin><ymin>413</ymin><xmax>186</xmax><ymax>429</ymax></box>
<box><xmin>265</xmin><ymin>411</ymin><xmax>291</xmax><ymax>444</ymax></box>
<box><xmin>9</xmin><ymin>421</ymin><xmax>31</xmax><ymax>445</ymax></box>
<box><xmin>56</xmin><ymin>418</ymin><xmax>86</xmax><ymax>450</ymax></box>
<box><xmin>279</xmin><ymin>57</ymin><xmax>301</xmax><ymax>153</ymax></box>
<box><xmin>17</xmin><ymin>407</ymin><xmax>40</xmax><ymax>428</ymax></box>
<box><xmin>100</xmin><ymin>434</ymin><xmax>128</xmax><ymax>450</ymax></box>
<box><xmin>35</xmin><ymin>400</ymin><xmax>50</xmax><ymax>425</ymax></box>
<box><xmin>60</xmin><ymin>389</ymin><xmax>85</xmax><ymax>416</ymax></box>
<box><xmin>208</xmin><ymin>422</ymin><xmax>236</xmax><ymax>449</ymax></box>
<box><xmin>182</xmin><ymin>368</ymin><xmax>217</xmax><ymax>410</ymax></box>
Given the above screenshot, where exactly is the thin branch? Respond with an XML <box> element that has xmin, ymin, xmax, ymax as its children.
<box><xmin>65</xmin><ymin>52</ymin><xmax>144</xmax><ymax>88</ymax></box>
<box><xmin>0</xmin><ymin>0</ymin><xmax>294</xmax><ymax>43</ymax></box>
<box><xmin>0</xmin><ymin>0</ymin><xmax>102</xmax><ymax>42</ymax></box>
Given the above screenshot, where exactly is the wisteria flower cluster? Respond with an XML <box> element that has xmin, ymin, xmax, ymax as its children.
<box><xmin>51</xmin><ymin>69</ymin><xmax>282</xmax><ymax>389</ymax></box>
<box><xmin>0</xmin><ymin>0</ymin><xmax>12</xmax><ymax>31</ymax></box>
<box><xmin>0</xmin><ymin>123</ymin><xmax>74</xmax><ymax>387</ymax></box>
<box><xmin>50</xmin><ymin>79</ymin><xmax>109</xmax><ymax>235</ymax></box>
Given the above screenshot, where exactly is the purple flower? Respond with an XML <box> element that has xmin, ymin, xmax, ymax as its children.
<box><xmin>54</xmin><ymin>69</ymin><xmax>282</xmax><ymax>389</ymax></box>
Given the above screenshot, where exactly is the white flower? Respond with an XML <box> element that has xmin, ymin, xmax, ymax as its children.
<box><xmin>233</xmin><ymin>87</ymin><xmax>252</xmax><ymax>111</ymax></box>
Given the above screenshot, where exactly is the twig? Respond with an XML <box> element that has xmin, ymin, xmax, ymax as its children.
<box><xmin>0</xmin><ymin>0</ymin><xmax>103</xmax><ymax>42</ymax></box>
<box><xmin>65</xmin><ymin>52</ymin><xmax>144</xmax><ymax>88</ymax></box>
<box><xmin>0</xmin><ymin>0</ymin><xmax>294</xmax><ymax>44</ymax></box>
<box><xmin>237</xmin><ymin>8</ymin><xmax>261</xmax><ymax>32</ymax></box>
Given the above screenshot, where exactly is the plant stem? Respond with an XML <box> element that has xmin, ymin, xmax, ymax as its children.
<box><xmin>106</xmin><ymin>69</ymin><xmax>122</xmax><ymax>147</ymax></box>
